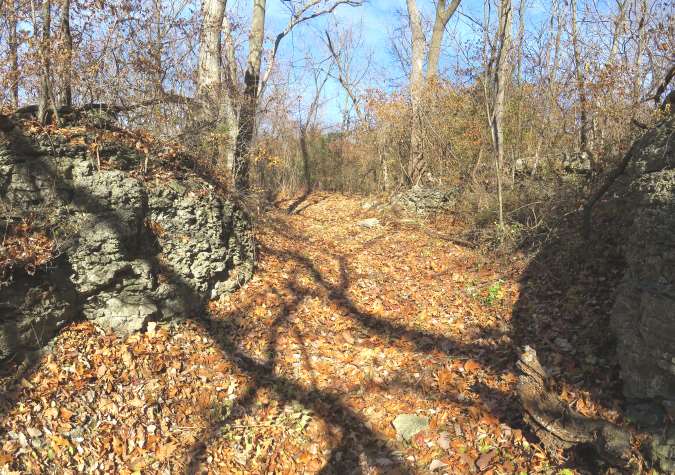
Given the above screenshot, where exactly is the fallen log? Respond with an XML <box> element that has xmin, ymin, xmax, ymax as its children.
<box><xmin>517</xmin><ymin>346</ymin><xmax>635</xmax><ymax>469</ymax></box>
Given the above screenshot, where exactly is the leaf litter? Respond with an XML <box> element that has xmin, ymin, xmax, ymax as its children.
<box><xmin>0</xmin><ymin>193</ymin><xmax>626</xmax><ymax>474</ymax></box>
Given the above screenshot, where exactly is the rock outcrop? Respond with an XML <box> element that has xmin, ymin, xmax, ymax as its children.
<box><xmin>610</xmin><ymin>116</ymin><xmax>675</xmax><ymax>471</ymax></box>
<box><xmin>0</xmin><ymin>119</ymin><xmax>254</xmax><ymax>360</ymax></box>
<box><xmin>392</xmin><ymin>185</ymin><xmax>456</xmax><ymax>215</ymax></box>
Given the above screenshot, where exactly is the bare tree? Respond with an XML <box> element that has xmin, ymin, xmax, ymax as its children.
<box><xmin>405</xmin><ymin>0</ymin><xmax>425</xmax><ymax>186</ymax></box>
<box><xmin>324</xmin><ymin>26</ymin><xmax>367</xmax><ymax>124</ymax></box>
<box><xmin>608</xmin><ymin>0</ymin><xmax>627</xmax><ymax>66</ymax></box>
<box><xmin>233</xmin><ymin>0</ymin><xmax>266</xmax><ymax>192</ymax></box>
<box><xmin>488</xmin><ymin>0</ymin><xmax>513</xmax><ymax>230</ymax></box>
<box><xmin>6</xmin><ymin>0</ymin><xmax>20</xmax><ymax>107</ymax></box>
<box><xmin>59</xmin><ymin>0</ymin><xmax>72</xmax><ymax>107</ymax></box>
<box><xmin>231</xmin><ymin>0</ymin><xmax>364</xmax><ymax>191</ymax></box>
<box><xmin>405</xmin><ymin>0</ymin><xmax>463</xmax><ymax>185</ymax></box>
<box><xmin>570</xmin><ymin>0</ymin><xmax>592</xmax><ymax>158</ymax></box>
<box><xmin>219</xmin><ymin>13</ymin><xmax>239</xmax><ymax>172</ymax></box>
<box><xmin>515</xmin><ymin>0</ymin><xmax>526</xmax><ymax>84</ymax></box>
<box><xmin>298</xmin><ymin>59</ymin><xmax>331</xmax><ymax>192</ymax></box>
<box><xmin>632</xmin><ymin>0</ymin><xmax>648</xmax><ymax>105</ymax></box>
<box><xmin>196</xmin><ymin>0</ymin><xmax>226</xmax><ymax>123</ymax></box>
<box><xmin>36</xmin><ymin>0</ymin><xmax>57</xmax><ymax>124</ymax></box>
<box><xmin>428</xmin><ymin>0</ymin><xmax>462</xmax><ymax>79</ymax></box>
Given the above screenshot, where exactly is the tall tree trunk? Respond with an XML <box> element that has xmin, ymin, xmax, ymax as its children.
<box><xmin>550</xmin><ymin>0</ymin><xmax>562</xmax><ymax>85</ymax></box>
<box><xmin>196</xmin><ymin>0</ymin><xmax>226</xmax><ymax>123</ymax></box>
<box><xmin>219</xmin><ymin>13</ymin><xmax>238</xmax><ymax>173</ymax></box>
<box><xmin>151</xmin><ymin>0</ymin><xmax>166</xmax><ymax>103</ymax></box>
<box><xmin>233</xmin><ymin>0</ymin><xmax>266</xmax><ymax>192</ymax></box>
<box><xmin>38</xmin><ymin>0</ymin><xmax>53</xmax><ymax>124</ymax></box>
<box><xmin>570</xmin><ymin>0</ymin><xmax>592</xmax><ymax>158</ymax></box>
<box><xmin>632</xmin><ymin>0</ymin><xmax>647</xmax><ymax>105</ymax></box>
<box><xmin>515</xmin><ymin>0</ymin><xmax>525</xmax><ymax>85</ymax></box>
<box><xmin>299</xmin><ymin>126</ymin><xmax>311</xmax><ymax>192</ymax></box>
<box><xmin>427</xmin><ymin>0</ymin><xmax>462</xmax><ymax>80</ymax></box>
<box><xmin>490</xmin><ymin>0</ymin><xmax>513</xmax><ymax>230</ymax></box>
<box><xmin>59</xmin><ymin>0</ymin><xmax>72</xmax><ymax>107</ymax></box>
<box><xmin>8</xmin><ymin>0</ymin><xmax>20</xmax><ymax>108</ymax></box>
<box><xmin>406</xmin><ymin>0</ymin><xmax>426</xmax><ymax>186</ymax></box>
<box><xmin>608</xmin><ymin>0</ymin><xmax>627</xmax><ymax>66</ymax></box>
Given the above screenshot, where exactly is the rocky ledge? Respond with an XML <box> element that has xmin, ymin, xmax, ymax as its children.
<box><xmin>0</xmin><ymin>118</ymin><xmax>254</xmax><ymax>360</ymax></box>
<box><xmin>611</xmin><ymin>116</ymin><xmax>675</xmax><ymax>472</ymax></box>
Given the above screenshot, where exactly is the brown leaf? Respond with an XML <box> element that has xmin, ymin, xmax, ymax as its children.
<box><xmin>476</xmin><ymin>450</ymin><xmax>497</xmax><ymax>471</ymax></box>
<box><xmin>0</xmin><ymin>452</ymin><xmax>13</xmax><ymax>465</ymax></box>
<box><xmin>155</xmin><ymin>441</ymin><xmax>178</xmax><ymax>461</ymax></box>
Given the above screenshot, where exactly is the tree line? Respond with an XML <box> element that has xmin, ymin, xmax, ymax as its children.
<box><xmin>0</xmin><ymin>0</ymin><xmax>673</xmax><ymax>239</ymax></box>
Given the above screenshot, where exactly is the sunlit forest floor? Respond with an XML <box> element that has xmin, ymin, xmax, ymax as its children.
<box><xmin>0</xmin><ymin>193</ymin><xmax>626</xmax><ymax>474</ymax></box>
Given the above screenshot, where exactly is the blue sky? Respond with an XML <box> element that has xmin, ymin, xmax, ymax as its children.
<box><xmin>260</xmin><ymin>0</ymin><xmax>510</xmax><ymax>125</ymax></box>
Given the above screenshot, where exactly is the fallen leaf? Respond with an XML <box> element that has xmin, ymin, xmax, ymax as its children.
<box><xmin>464</xmin><ymin>359</ymin><xmax>481</xmax><ymax>372</ymax></box>
<box><xmin>476</xmin><ymin>449</ymin><xmax>497</xmax><ymax>471</ymax></box>
<box><xmin>156</xmin><ymin>441</ymin><xmax>178</xmax><ymax>461</ymax></box>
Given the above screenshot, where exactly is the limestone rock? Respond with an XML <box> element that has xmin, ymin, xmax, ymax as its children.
<box><xmin>392</xmin><ymin>185</ymin><xmax>456</xmax><ymax>215</ymax></box>
<box><xmin>392</xmin><ymin>414</ymin><xmax>429</xmax><ymax>441</ymax></box>
<box><xmin>1</xmin><ymin>121</ymin><xmax>254</xmax><ymax>357</ymax></box>
<box><xmin>610</xmin><ymin>116</ymin><xmax>675</xmax><ymax>472</ymax></box>
<box><xmin>357</xmin><ymin>218</ymin><xmax>380</xmax><ymax>228</ymax></box>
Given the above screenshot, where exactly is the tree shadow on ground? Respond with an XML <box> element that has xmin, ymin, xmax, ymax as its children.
<box><xmin>1</xmin><ymin>124</ymin><xmax>483</xmax><ymax>473</ymax></box>
<box><xmin>1</xmin><ymin>120</ymin><xmax>627</xmax><ymax>474</ymax></box>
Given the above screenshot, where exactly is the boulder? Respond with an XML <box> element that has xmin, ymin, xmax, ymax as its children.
<box><xmin>610</xmin><ymin>116</ymin><xmax>675</xmax><ymax>471</ymax></box>
<box><xmin>0</xmin><ymin>121</ymin><xmax>254</xmax><ymax>359</ymax></box>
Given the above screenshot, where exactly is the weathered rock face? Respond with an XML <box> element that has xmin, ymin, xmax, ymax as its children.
<box><xmin>0</xmin><ymin>122</ymin><xmax>254</xmax><ymax>358</ymax></box>
<box><xmin>0</xmin><ymin>270</ymin><xmax>78</xmax><ymax>361</ymax></box>
<box><xmin>610</xmin><ymin>116</ymin><xmax>675</xmax><ymax>471</ymax></box>
<box><xmin>392</xmin><ymin>185</ymin><xmax>456</xmax><ymax>215</ymax></box>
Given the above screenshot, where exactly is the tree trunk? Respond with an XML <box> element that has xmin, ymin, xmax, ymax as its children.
<box><xmin>59</xmin><ymin>0</ymin><xmax>72</xmax><ymax>107</ymax></box>
<box><xmin>233</xmin><ymin>0</ymin><xmax>266</xmax><ymax>192</ymax></box>
<box><xmin>38</xmin><ymin>0</ymin><xmax>53</xmax><ymax>124</ymax></box>
<box><xmin>427</xmin><ymin>0</ymin><xmax>462</xmax><ymax>80</ymax></box>
<box><xmin>517</xmin><ymin>346</ymin><xmax>633</xmax><ymax>468</ymax></box>
<box><xmin>570</xmin><ymin>0</ymin><xmax>592</xmax><ymax>158</ymax></box>
<box><xmin>8</xmin><ymin>0</ymin><xmax>20</xmax><ymax>108</ymax></box>
<box><xmin>632</xmin><ymin>0</ymin><xmax>648</xmax><ymax>105</ymax></box>
<box><xmin>196</xmin><ymin>0</ymin><xmax>226</xmax><ymax>123</ymax></box>
<box><xmin>607</xmin><ymin>0</ymin><xmax>626</xmax><ymax>66</ymax></box>
<box><xmin>515</xmin><ymin>0</ymin><xmax>525</xmax><ymax>85</ymax></box>
<box><xmin>406</xmin><ymin>0</ymin><xmax>426</xmax><ymax>186</ymax></box>
<box><xmin>490</xmin><ymin>0</ymin><xmax>512</xmax><ymax>231</ymax></box>
<box><xmin>219</xmin><ymin>13</ymin><xmax>239</xmax><ymax>173</ymax></box>
<box><xmin>300</xmin><ymin>127</ymin><xmax>311</xmax><ymax>192</ymax></box>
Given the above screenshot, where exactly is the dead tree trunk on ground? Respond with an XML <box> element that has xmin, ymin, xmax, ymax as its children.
<box><xmin>517</xmin><ymin>346</ymin><xmax>634</xmax><ymax>468</ymax></box>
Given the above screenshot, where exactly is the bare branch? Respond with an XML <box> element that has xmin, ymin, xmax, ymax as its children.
<box><xmin>258</xmin><ymin>0</ymin><xmax>363</xmax><ymax>97</ymax></box>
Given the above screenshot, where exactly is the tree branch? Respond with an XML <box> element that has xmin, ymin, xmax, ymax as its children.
<box><xmin>258</xmin><ymin>0</ymin><xmax>363</xmax><ymax>97</ymax></box>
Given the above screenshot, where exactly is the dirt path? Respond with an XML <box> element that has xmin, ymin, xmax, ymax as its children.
<box><xmin>1</xmin><ymin>193</ymin><xmax>559</xmax><ymax>474</ymax></box>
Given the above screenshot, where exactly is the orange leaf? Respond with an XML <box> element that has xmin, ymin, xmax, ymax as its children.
<box><xmin>60</xmin><ymin>407</ymin><xmax>75</xmax><ymax>421</ymax></box>
<box><xmin>464</xmin><ymin>359</ymin><xmax>481</xmax><ymax>372</ymax></box>
<box><xmin>0</xmin><ymin>452</ymin><xmax>13</xmax><ymax>465</ymax></box>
